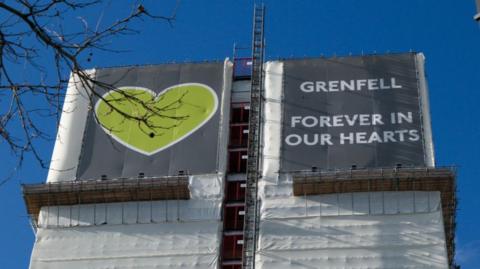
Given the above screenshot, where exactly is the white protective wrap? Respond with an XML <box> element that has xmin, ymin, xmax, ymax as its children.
<box><xmin>259</xmin><ymin>61</ymin><xmax>449</xmax><ymax>269</ymax></box>
<box><xmin>216</xmin><ymin>59</ymin><xmax>233</xmax><ymax>174</ymax></box>
<box><xmin>30</xmin><ymin>174</ymin><xmax>223</xmax><ymax>269</ymax></box>
<box><xmin>47</xmin><ymin>70</ymin><xmax>94</xmax><ymax>183</ymax></box>
<box><xmin>30</xmin><ymin>223</ymin><xmax>219</xmax><ymax>269</ymax></box>
<box><xmin>256</xmin><ymin>191</ymin><xmax>448</xmax><ymax>269</ymax></box>
<box><xmin>262</xmin><ymin>61</ymin><xmax>283</xmax><ymax>184</ymax></box>
<box><xmin>416</xmin><ymin>53</ymin><xmax>436</xmax><ymax>167</ymax></box>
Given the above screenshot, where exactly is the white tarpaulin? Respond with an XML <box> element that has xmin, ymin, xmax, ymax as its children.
<box><xmin>256</xmin><ymin>191</ymin><xmax>448</xmax><ymax>269</ymax></box>
<box><xmin>29</xmin><ymin>175</ymin><xmax>223</xmax><ymax>269</ymax></box>
<box><xmin>46</xmin><ymin>70</ymin><xmax>93</xmax><ymax>182</ymax></box>
<box><xmin>31</xmin><ymin>222</ymin><xmax>220</xmax><ymax>269</ymax></box>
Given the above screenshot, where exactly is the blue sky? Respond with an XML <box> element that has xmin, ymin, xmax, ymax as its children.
<box><xmin>0</xmin><ymin>0</ymin><xmax>479</xmax><ymax>268</ymax></box>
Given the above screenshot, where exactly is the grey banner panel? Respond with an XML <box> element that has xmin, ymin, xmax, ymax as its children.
<box><xmin>281</xmin><ymin>53</ymin><xmax>428</xmax><ymax>171</ymax></box>
<box><xmin>76</xmin><ymin>62</ymin><xmax>226</xmax><ymax>179</ymax></box>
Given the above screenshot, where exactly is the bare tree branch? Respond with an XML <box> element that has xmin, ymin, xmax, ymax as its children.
<box><xmin>0</xmin><ymin>0</ymin><xmax>181</xmax><ymax>182</ymax></box>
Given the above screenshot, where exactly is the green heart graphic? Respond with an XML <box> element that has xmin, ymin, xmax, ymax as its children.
<box><xmin>95</xmin><ymin>83</ymin><xmax>218</xmax><ymax>155</ymax></box>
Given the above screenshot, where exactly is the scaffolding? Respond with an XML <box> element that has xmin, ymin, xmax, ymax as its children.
<box><xmin>22</xmin><ymin>176</ymin><xmax>190</xmax><ymax>226</ymax></box>
<box><xmin>243</xmin><ymin>4</ymin><xmax>265</xmax><ymax>269</ymax></box>
<box><xmin>291</xmin><ymin>166</ymin><xmax>457</xmax><ymax>267</ymax></box>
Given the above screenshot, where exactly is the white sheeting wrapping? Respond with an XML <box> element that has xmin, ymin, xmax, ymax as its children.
<box><xmin>216</xmin><ymin>59</ymin><xmax>233</xmax><ymax>174</ymax></box>
<box><xmin>416</xmin><ymin>53</ymin><xmax>435</xmax><ymax>167</ymax></box>
<box><xmin>31</xmin><ymin>222</ymin><xmax>220</xmax><ymax>269</ymax></box>
<box><xmin>260</xmin><ymin>191</ymin><xmax>441</xmax><ymax>220</ymax></box>
<box><xmin>259</xmin><ymin>61</ymin><xmax>449</xmax><ymax>269</ymax></box>
<box><xmin>30</xmin><ymin>175</ymin><xmax>223</xmax><ymax>269</ymax></box>
<box><xmin>256</xmin><ymin>191</ymin><xmax>448</xmax><ymax>269</ymax></box>
<box><xmin>262</xmin><ymin>61</ymin><xmax>283</xmax><ymax>185</ymax></box>
<box><xmin>47</xmin><ymin>70</ymin><xmax>94</xmax><ymax>183</ymax></box>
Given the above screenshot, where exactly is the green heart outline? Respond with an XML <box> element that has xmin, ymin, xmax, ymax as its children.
<box><xmin>94</xmin><ymin>83</ymin><xmax>219</xmax><ymax>156</ymax></box>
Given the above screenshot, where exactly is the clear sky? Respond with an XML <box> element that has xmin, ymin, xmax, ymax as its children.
<box><xmin>1</xmin><ymin>0</ymin><xmax>479</xmax><ymax>268</ymax></box>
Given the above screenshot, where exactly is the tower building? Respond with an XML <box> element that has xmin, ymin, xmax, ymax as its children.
<box><xmin>23</xmin><ymin>6</ymin><xmax>456</xmax><ymax>269</ymax></box>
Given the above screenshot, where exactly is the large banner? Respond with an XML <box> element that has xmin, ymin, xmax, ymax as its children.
<box><xmin>76</xmin><ymin>62</ymin><xmax>228</xmax><ymax>179</ymax></box>
<box><xmin>281</xmin><ymin>53</ymin><xmax>430</xmax><ymax>171</ymax></box>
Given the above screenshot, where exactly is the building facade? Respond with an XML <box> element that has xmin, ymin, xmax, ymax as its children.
<box><xmin>23</xmin><ymin>53</ymin><xmax>456</xmax><ymax>269</ymax></box>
